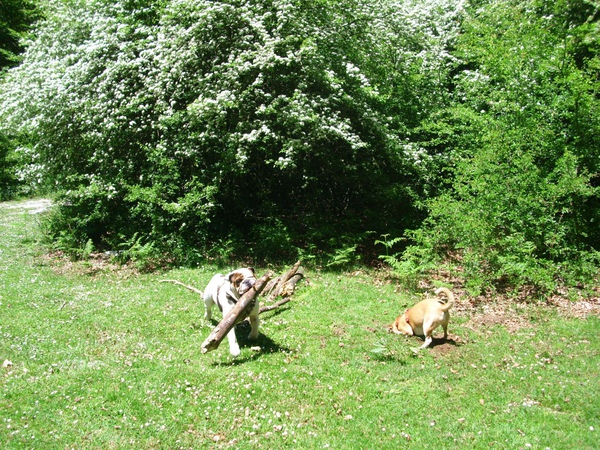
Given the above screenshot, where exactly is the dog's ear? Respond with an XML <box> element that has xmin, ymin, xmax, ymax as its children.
<box><xmin>229</xmin><ymin>272</ymin><xmax>244</xmax><ymax>288</ymax></box>
<box><xmin>395</xmin><ymin>314</ymin><xmax>414</xmax><ymax>335</ymax></box>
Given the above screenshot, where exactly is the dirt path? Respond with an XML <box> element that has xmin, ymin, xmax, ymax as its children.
<box><xmin>0</xmin><ymin>199</ymin><xmax>52</xmax><ymax>214</ymax></box>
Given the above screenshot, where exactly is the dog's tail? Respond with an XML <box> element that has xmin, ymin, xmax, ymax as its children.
<box><xmin>435</xmin><ymin>287</ymin><xmax>455</xmax><ymax>312</ymax></box>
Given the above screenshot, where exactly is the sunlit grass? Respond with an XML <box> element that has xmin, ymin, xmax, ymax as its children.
<box><xmin>1</xmin><ymin>200</ymin><xmax>599</xmax><ymax>449</ymax></box>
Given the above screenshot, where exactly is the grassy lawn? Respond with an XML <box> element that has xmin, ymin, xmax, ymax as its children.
<box><xmin>1</xmin><ymin>199</ymin><xmax>599</xmax><ymax>449</ymax></box>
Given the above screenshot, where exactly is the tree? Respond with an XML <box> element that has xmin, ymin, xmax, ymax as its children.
<box><xmin>0</xmin><ymin>0</ymin><xmax>464</xmax><ymax>263</ymax></box>
<box><xmin>0</xmin><ymin>0</ymin><xmax>39</xmax><ymax>71</ymax></box>
<box><xmin>396</xmin><ymin>0</ymin><xmax>600</xmax><ymax>294</ymax></box>
<box><xmin>0</xmin><ymin>0</ymin><xmax>39</xmax><ymax>199</ymax></box>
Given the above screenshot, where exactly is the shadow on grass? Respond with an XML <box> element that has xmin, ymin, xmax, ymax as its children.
<box><xmin>398</xmin><ymin>335</ymin><xmax>463</xmax><ymax>349</ymax></box>
<box><xmin>210</xmin><ymin>321</ymin><xmax>292</xmax><ymax>366</ymax></box>
<box><xmin>259</xmin><ymin>306</ymin><xmax>291</xmax><ymax>320</ymax></box>
<box><xmin>430</xmin><ymin>337</ymin><xmax>461</xmax><ymax>348</ymax></box>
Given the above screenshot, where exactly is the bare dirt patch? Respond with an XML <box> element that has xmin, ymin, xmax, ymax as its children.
<box><xmin>429</xmin><ymin>338</ymin><xmax>461</xmax><ymax>356</ymax></box>
<box><xmin>414</xmin><ymin>274</ymin><xmax>600</xmax><ymax>334</ymax></box>
<box><xmin>459</xmin><ymin>291</ymin><xmax>600</xmax><ymax>334</ymax></box>
<box><xmin>466</xmin><ymin>311</ymin><xmax>532</xmax><ymax>334</ymax></box>
<box><xmin>546</xmin><ymin>293</ymin><xmax>600</xmax><ymax>319</ymax></box>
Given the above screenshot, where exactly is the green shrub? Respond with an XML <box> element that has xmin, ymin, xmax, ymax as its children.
<box><xmin>3</xmin><ymin>0</ymin><xmax>461</xmax><ymax>264</ymax></box>
<box><xmin>384</xmin><ymin>0</ymin><xmax>600</xmax><ymax>295</ymax></box>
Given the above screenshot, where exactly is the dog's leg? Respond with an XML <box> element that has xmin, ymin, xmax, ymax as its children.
<box><xmin>220</xmin><ymin>303</ymin><xmax>241</xmax><ymax>356</ymax></box>
<box><xmin>421</xmin><ymin>336</ymin><xmax>433</xmax><ymax>348</ymax></box>
<box><xmin>203</xmin><ymin>295</ymin><xmax>214</xmax><ymax>322</ymax></box>
<box><xmin>248</xmin><ymin>305</ymin><xmax>260</xmax><ymax>340</ymax></box>
<box><xmin>420</xmin><ymin>318</ymin><xmax>435</xmax><ymax>348</ymax></box>
<box><xmin>226</xmin><ymin>328</ymin><xmax>241</xmax><ymax>357</ymax></box>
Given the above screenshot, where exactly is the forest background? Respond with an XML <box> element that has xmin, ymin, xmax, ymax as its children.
<box><xmin>1</xmin><ymin>0</ymin><xmax>599</xmax><ymax>297</ymax></box>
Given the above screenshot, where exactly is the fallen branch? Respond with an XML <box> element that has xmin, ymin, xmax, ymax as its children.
<box><xmin>266</xmin><ymin>260</ymin><xmax>303</xmax><ymax>301</ymax></box>
<box><xmin>258</xmin><ymin>296</ymin><xmax>291</xmax><ymax>314</ymax></box>
<box><xmin>259</xmin><ymin>262</ymin><xmax>304</xmax><ymax>314</ymax></box>
<box><xmin>200</xmin><ymin>271</ymin><xmax>273</xmax><ymax>354</ymax></box>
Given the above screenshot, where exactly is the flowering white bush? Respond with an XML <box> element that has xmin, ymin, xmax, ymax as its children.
<box><xmin>0</xmin><ymin>0</ymin><xmax>467</xmax><ymax>260</ymax></box>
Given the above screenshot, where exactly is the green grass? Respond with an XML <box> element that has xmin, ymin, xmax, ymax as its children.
<box><xmin>1</xmin><ymin>199</ymin><xmax>599</xmax><ymax>449</ymax></box>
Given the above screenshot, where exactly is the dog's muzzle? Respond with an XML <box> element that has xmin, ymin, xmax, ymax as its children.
<box><xmin>239</xmin><ymin>278</ymin><xmax>256</xmax><ymax>295</ymax></box>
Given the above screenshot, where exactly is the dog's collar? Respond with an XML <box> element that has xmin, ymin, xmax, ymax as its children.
<box><xmin>216</xmin><ymin>281</ymin><xmax>240</xmax><ymax>306</ymax></box>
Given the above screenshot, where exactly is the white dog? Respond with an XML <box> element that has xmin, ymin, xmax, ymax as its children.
<box><xmin>203</xmin><ymin>268</ymin><xmax>258</xmax><ymax>356</ymax></box>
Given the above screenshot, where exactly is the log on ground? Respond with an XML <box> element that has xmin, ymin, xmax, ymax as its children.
<box><xmin>259</xmin><ymin>261</ymin><xmax>304</xmax><ymax>314</ymax></box>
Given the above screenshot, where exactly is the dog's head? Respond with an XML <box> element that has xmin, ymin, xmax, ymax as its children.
<box><xmin>228</xmin><ymin>267</ymin><xmax>256</xmax><ymax>296</ymax></box>
<box><xmin>391</xmin><ymin>310</ymin><xmax>413</xmax><ymax>335</ymax></box>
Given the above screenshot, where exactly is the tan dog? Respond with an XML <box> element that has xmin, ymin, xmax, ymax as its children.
<box><xmin>391</xmin><ymin>287</ymin><xmax>455</xmax><ymax>349</ymax></box>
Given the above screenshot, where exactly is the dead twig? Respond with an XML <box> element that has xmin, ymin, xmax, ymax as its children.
<box><xmin>259</xmin><ymin>297</ymin><xmax>291</xmax><ymax>314</ymax></box>
<box><xmin>159</xmin><ymin>279</ymin><xmax>204</xmax><ymax>296</ymax></box>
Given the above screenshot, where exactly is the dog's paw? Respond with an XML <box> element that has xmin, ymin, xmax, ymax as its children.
<box><xmin>229</xmin><ymin>346</ymin><xmax>241</xmax><ymax>357</ymax></box>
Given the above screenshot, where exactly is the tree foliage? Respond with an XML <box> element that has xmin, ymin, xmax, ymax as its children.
<box><xmin>0</xmin><ymin>0</ymin><xmax>39</xmax><ymax>70</ymax></box>
<box><xmin>396</xmin><ymin>0</ymin><xmax>600</xmax><ymax>294</ymax></box>
<box><xmin>0</xmin><ymin>0</ymin><xmax>463</xmax><ymax>263</ymax></box>
<box><xmin>0</xmin><ymin>0</ymin><xmax>40</xmax><ymax>198</ymax></box>
<box><xmin>0</xmin><ymin>0</ymin><xmax>598</xmax><ymax>293</ymax></box>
